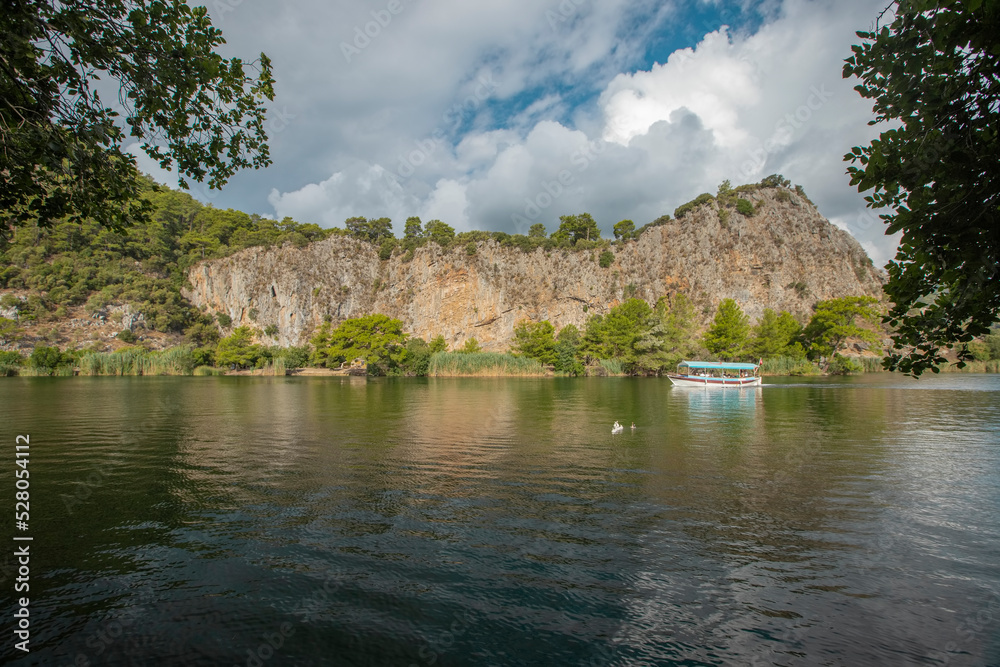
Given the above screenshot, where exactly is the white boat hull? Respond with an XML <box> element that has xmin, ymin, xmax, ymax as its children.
<box><xmin>667</xmin><ymin>374</ymin><xmax>762</xmax><ymax>388</ymax></box>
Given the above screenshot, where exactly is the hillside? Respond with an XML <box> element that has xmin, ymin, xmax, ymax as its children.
<box><xmin>183</xmin><ymin>187</ymin><xmax>883</xmax><ymax>351</ymax></box>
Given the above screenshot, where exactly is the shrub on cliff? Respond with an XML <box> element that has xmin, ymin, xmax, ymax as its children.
<box><xmin>674</xmin><ymin>193</ymin><xmax>715</xmax><ymax>219</ymax></box>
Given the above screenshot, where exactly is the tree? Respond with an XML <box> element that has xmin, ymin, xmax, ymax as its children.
<box><xmin>404</xmin><ymin>217</ymin><xmax>424</xmax><ymax>240</ymax></box>
<box><xmin>1</xmin><ymin>0</ymin><xmax>274</xmax><ymax>244</ymax></box>
<box><xmin>751</xmin><ymin>309</ymin><xmax>804</xmax><ymax>358</ymax></box>
<box><xmin>0</xmin><ymin>317</ymin><xmax>22</xmax><ymax>346</ymax></box>
<box><xmin>312</xmin><ymin>314</ymin><xmax>407</xmax><ymax>375</ymax></box>
<box><xmin>215</xmin><ymin>326</ymin><xmax>262</xmax><ymax>369</ymax></box>
<box><xmin>581</xmin><ymin>298</ymin><xmax>652</xmax><ymax>370</ymax></box>
<box><xmin>613</xmin><ymin>219</ymin><xmax>635</xmax><ymax>241</ymax></box>
<box><xmin>844</xmin><ymin>2</ymin><xmax>1000</xmax><ymax>375</ymax></box>
<box><xmin>424</xmin><ymin>220</ymin><xmax>455</xmax><ymax>246</ymax></box>
<box><xmin>403</xmin><ymin>337</ymin><xmax>431</xmax><ymax>376</ymax></box>
<box><xmin>635</xmin><ymin>293</ymin><xmax>701</xmax><ymax>374</ymax></box>
<box><xmin>459</xmin><ymin>337</ymin><xmax>481</xmax><ymax>354</ymax></box>
<box><xmin>553</xmin><ymin>324</ymin><xmax>583</xmax><ymax>375</ymax></box>
<box><xmin>528</xmin><ymin>223</ymin><xmax>547</xmax><ymax>238</ymax></box>
<box><xmin>429</xmin><ymin>334</ymin><xmax>448</xmax><ymax>354</ymax></box>
<box><xmin>703</xmin><ymin>299</ymin><xmax>750</xmax><ymax>360</ymax></box>
<box><xmin>552</xmin><ymin>213</ymin><xmax>600</xmax><ymax>245</ymax></box>
<box><xmin>511</xmin><ymin>320</ymin><xmax>557</xmax><ymax>365</ymax></box>
<box><xmin>801</xmin><ymin>296</ymin><xmax>881</xmax><ymax>359</ymax></box>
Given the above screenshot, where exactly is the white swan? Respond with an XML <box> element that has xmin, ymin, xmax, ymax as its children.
<box><xmin>612</xmin><ymin>421</ymin><xmax>624</xmax><ymax>434</ymax></box>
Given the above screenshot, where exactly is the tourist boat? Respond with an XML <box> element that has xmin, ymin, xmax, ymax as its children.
<box><xmin>667</xmin><ymin>361</ymin><xmax>762</xmax><ymax>388</ymax></box>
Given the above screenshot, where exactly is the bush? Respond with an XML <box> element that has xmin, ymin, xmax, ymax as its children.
<box><xmin>827</xmin><ymin>354</ymin><xmax>863</xmax><ymax>375</ymax></box>
<box><xmin>598</xmin><ymin>250</ymin><xmax>614</xmax><ymax>268</ymax></box>
<box><xmin>465</xmin><ymin>242</ymin><xmax>477</xmax><ymax>256</ymax></box>
<box><xmin>264</xmin><ymin>324</ymin><xmax>279</xmax><ymax>337</ymax></box>
<box><xmin>29</xmin><ymin>346</ymin><xmax>64</xmax><ymax>372</ymax></box>
<box><xmin>674</xmin><ymin>193</ymin><xmax>715</xmax><ymax>219</ymax></box>
<box><xmin>736</xmin><ymin>198</ymin><xmax>754</xmax><ymax>216</ymax></box>
<box><xmin>116</xmin><ymin>329</ymin><xmax>136</xmax><ymax>343</ymax></box>
<box><xmin>216</xmin><ymin>312</ymin><xmax>232</xmax><ymax>327</ymax></box>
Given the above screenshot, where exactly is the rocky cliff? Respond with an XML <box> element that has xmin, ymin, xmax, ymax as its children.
<box><xmin>183</xmin><ymin>188</ymin><xmax>884</xmax><ymax>350</ymax></box>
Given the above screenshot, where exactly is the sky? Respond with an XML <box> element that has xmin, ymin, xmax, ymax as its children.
<box><xmin>131</xmin><ymin>0</ymin><xmax>900</xmax><ymax>266</ymax></box>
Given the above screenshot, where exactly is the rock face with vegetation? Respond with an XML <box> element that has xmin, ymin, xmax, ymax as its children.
<box><xmin>184</xmin><ymin>188</ymin><xmax>883</xmax><ymax>351</ymax></box>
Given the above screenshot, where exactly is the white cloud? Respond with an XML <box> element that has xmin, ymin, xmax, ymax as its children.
<box><xmin>244</xmin><ymin>0</ymin><xmax>897</xmax><ymax>266</ymax></box>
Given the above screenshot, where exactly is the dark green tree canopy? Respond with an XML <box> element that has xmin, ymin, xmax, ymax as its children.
<box><xmin>552</xmin><ymin>213</ymin><xmax>600</xmax><ymax>244</ymax></box>
<box><xmin>1</xmin><ymin>0</ymin><xmax>274</xmax><ymax>243</ymax></box>
<box><xmin>702</xmin><ymin>298</ymin><xmax>750</xmax><ymax>360</ymax></box>
<box><xmin>844</xmin><ymin>0</ymin><xmax>999</xmax><ymax>374</ymax></box>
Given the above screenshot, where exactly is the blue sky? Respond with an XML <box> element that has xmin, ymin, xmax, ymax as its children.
<box><xmin>132</xmin><ymin>0</ymin><xmax>897</xmax><ymax>264</ymax></box>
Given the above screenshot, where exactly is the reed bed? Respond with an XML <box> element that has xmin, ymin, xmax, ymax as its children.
<box><xmin>428</xmin><ymin>352</ymin><xmax>547</xmax><ymax>376</ymax></box>
<box><xmin>596</xmin><ymin>359</ymin><xmax>625</xmax><ymax>376</ymax></box>
<box><xmin>77</xmin><ymin>346</ymin><xmax>196</xmax><ymax>376</ymax></box>
<box><xmin>938</xmin><ymin>359</ymin><xmax>1000</xmax><ymax>373</ymax></box>
<box><xmin>760</xmin><ymin>356</ymin><xmax>821</xmax><ymax>376</ymax></box>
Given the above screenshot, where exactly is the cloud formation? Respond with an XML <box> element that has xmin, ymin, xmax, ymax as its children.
<box><xmin>182</xmin><ymin>0</ymin><xmax>898</xmax><ymax>265</ymax></box>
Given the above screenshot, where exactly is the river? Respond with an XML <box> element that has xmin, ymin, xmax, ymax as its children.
<box><xmin>1</xmin><ymin>374</ymin><xmax>998</xmax><ymax>665</ymax></box>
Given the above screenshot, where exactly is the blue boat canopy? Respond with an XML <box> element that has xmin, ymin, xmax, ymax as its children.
<box><xmin>678</xmin><ymin>360</ymin><xmax>758</xmax><ymax>370</ymax></box>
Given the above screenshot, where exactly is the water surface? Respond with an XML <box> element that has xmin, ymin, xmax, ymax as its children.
<box><xmin>1</xmin><ymin>374</ymin><xmax>998</xmax><ymax>665</ymax></box>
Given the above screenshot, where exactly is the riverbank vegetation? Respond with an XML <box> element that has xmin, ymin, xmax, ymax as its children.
<box><xmin>5</xmin><ymin>294</ymin><xmax>998</xmax><ymax>378</ymax></box>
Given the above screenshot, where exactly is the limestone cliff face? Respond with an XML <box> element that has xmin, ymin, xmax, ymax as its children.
<box><xmin>183</xmin><ymin>188</ymin><xmax>884</xmax><ymax>350</ymax></box>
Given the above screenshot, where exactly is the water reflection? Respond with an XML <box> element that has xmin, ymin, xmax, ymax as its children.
<box><xmin>1</xmin><ymin>375</ymin><xmax>998</xmax><ymax>665</ymax></box>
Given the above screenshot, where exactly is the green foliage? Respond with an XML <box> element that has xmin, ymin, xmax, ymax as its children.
<box><xmin>965</xmin><ymin>340</ymin><xmax>991</xmax><ymax>362</ymax></box>
<box><xmin>752</xmin><ymin>309</ymin><xmax>804</xmax><ymax>358</ymax></box>
<box><xmin>215</xmin><ymin>326</ymin><xmax>262</xmax><ymax>370</ymax></box>
<box><xmin>844</xmin><ymin>2</ymin><xmax>1000</xmax><ymax>375</ymax></box>
<box><xmin>760</xmin><ymin>174</ymin><xmax>791</xmax><ymax>188</ymax></box>
<box><xmin>553</xmin><ymin>324</ymin><xmax>584</xmax><ymax>375</ymax></box>
<box><xmin>735</xmin><ymin>198</ymin><xmax>755</xmax><ymax>216</ymax></box>
<box><xmin>581</xmin><ymin>298</ymin><xmax>652</xmax><ymax>372</ymax></box>
<box><xmin>827</xmin><ymin>354</ymin><xmax>864</xmax><ymax>375</ymax></box>
<box><xmin>613</xmin><ymin>219</ymin><xmax>635</xmax><ymax>241</ymax></box>
<box><xmin>0</xmin><ymin>181</ymin><xmax>331</xmax><ymax>335</ymax></box>
<box><xmin>311</xmin><ymin>314</ymin><xmax>407</xmax><ymax>375</ymax></box>
<box><xmin>674</xmin><ymin>193</ymin><xmax>715</xmax><ymax>219</ymax></box>
<box><xmin>801</xmin><ymin>296</ymin><xmax>881</xmax><ymax>360</ymax></box>
<box><xmin>528</xmin><ymin>223</ymin><xmax>547</xmax><ymax>238</ymax></box>
<box><xmin>511</xmin><ymin>320</ymin><xmax>557</xmax><ymax>365</ymax></box>
<box><xmin>264</xmin><ymin>324</ymin><xmax>279</xmax><ymax>337</ymax></box>
<box><xmin>0</xmin><ymin>0</ymin><xmax>274</xmax><ymax>245</ymax></box>
<box><xmin>428</xmin><ymin>351</ymin><xmax>545</xmax><ymax>376</ymax></box>
<box><xmin>598</xmin><ymin>250</ymin><xmax>614</xmax><ymax>268</ymax></box>
<box><xmin>465</xmin><ymin>242</ymin><xmax>478</xmax><ymax>256</ymax></box>
<box><xmin>760</xmin><ymin>356</ymin><xmax>821</xmax><ymax>376</ymax></box>
<box><xmin>459</xmin><ymin>338</ymin><xmax>482</xmax><ymax>354</ymax></box>
<box><xmin>116</xmin><ymin>329</ymin><xmax>137</xmax><ymax>343</ymax></box>
<box><xmin>424</xmin><ymin>220</ymin><xmax>456</xmax><ymax>247</ymax></box>
<box><xmin>345</xmin><ymin>217</ymin><xmax>394</xmax><ymax>244</ymax></box>
<box><xmin>703</xmin><ymin>299</ymin><xmax>751</xmax><ymax>360</ymax></box>
<box><xmin>271</xmin><ymin>345</ymin><xmax>310</xmax><ymax>370</ymax></box>
<box><xmin>0</xmin><ymin>316</ymin><xmax>22</xmax><ymax>345</ymax></box>
<box><xmin>404</xmin><ymin>217</ymin><xmax>424</xmax><ymax>240</ymax></box>
<box><xmin>984</xmin><ymin>334</ymin><xmax>1000</xmax><ymax>360</ymax></box>
<box><xmin>429</xmin><ymin>335</ymin><xmax>448</xmax><ymax>354</ymax></box>
<box><xmin>402</xmin><ymin>337</ymin><xmax>432</xmax><ymax>376</ymax></box>
<box><xmin>634</xmin><ymin>293</ymin><xmax>702</xmax><ymax>374</ymax></box>
<box><xmin>29</xmin><ymin>346</ymin><xmax>67</xmax><ymax>373</ymax></box>
<box><xmin>552</xmin><ymin>213</ymin><xmax>600</xmax><ymax>245</ymax></box>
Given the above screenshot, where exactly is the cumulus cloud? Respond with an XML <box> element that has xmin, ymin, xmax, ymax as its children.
<box><xmin>213</xmin><ymin>0</ymin><xmax>898</xmax><ymax>265</ymax></box>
